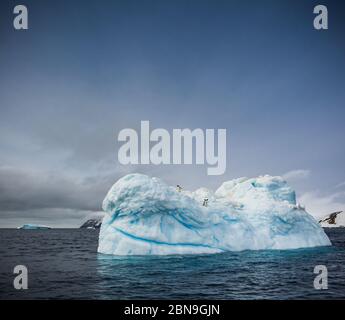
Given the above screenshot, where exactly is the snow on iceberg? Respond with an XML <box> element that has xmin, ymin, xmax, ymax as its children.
<box><xmin>98</xmin><ymin>174</ymin><xmax>331</xmax><ymax>255</ymax></box>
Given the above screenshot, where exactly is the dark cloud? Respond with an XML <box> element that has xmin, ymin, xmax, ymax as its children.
<box><xmin>0</xmin><ymin>166</ymin><xmax>116</xmax><ymax>212</ymax></box>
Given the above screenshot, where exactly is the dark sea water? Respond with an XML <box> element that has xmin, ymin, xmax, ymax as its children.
<box><xmin>0</xmin><ymin>228</ymin><xmax>344</xmax><ymax>300</ymax></box>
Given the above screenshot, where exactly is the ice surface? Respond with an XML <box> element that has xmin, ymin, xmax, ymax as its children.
<box><xmin>98</xmin><ymin>174</ymin><xmax>331</xmax><ymax>255</ymax></box>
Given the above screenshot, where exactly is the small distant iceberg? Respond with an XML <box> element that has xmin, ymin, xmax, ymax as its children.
<box><xmin>98</xmin><ymin>173</ymin><xmax>331</xmax><ymax>256</ymax></box>
<box><xmin>18</xmin><ymin>224</ymin><xmax>51</xmax><ymax>230</ymax></box>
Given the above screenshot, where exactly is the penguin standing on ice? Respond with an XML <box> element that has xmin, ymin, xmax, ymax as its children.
<box><xmin>203</xmin><ymin>198</ymin><xmax>209</xmax><ymax>207</ymax></box>
<box><xmin>176</xmin><ymin>185</ymin><xmax>182</xmax><ymax>192</ymax></box>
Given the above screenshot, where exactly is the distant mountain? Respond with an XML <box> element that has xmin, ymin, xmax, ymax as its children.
<box><xmin>80</xmin><ymin>217</ymin><xmax>103</xmax><ymax>229</ymax></box>
<box><xmin>319</xmin><ymin>211</ymin><xmax>345</xmax><ymax>228</ymax></box>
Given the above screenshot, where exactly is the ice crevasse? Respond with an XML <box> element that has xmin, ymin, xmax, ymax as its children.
<box><xmin>97</xmin><ymin>174</ymin><xmax>331</xmax><ymax>255</ymax></box>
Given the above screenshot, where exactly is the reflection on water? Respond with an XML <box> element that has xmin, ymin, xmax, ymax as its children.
<box><xmin>96</xmin><ymin>242</ymin><xmax>343</xmax><ymax>299</ymax></box>
<box><xmin>0</xmin><ymin>228</ymin><xmax>344</xmax><ymax>299</ymax></box>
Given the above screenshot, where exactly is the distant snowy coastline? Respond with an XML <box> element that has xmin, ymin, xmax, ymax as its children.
<box><xmin>319</xmin><ymin>211</ymin><xmax>345</xmax><ymax>228</ymax></box>
<box><xmin>80</xmin><ymin>217</ymin><xmax>103</xmax><ymax>229</ymax></box>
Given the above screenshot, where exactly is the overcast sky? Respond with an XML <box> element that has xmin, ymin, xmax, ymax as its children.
<box><xmin>0</xmin><ymin>0</ymin><xmax>345</xmax><ymax>227</ymax></box>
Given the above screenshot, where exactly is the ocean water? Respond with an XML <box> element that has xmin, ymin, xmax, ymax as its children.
<box><xmin>0</xmin><ymin>228</ymin><xmax>344</xmax><ymax>299</ymax></box>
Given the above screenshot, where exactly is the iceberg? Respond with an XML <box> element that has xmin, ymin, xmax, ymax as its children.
<box><xmin>18</xmin><ymin>224</ymin><xmax>51</xmax><ymax>230</ymax></box>
<box><xmin>98</xmin><ymin>174</ymin><xmax>331</xmax><ymax>255</ymax></box>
